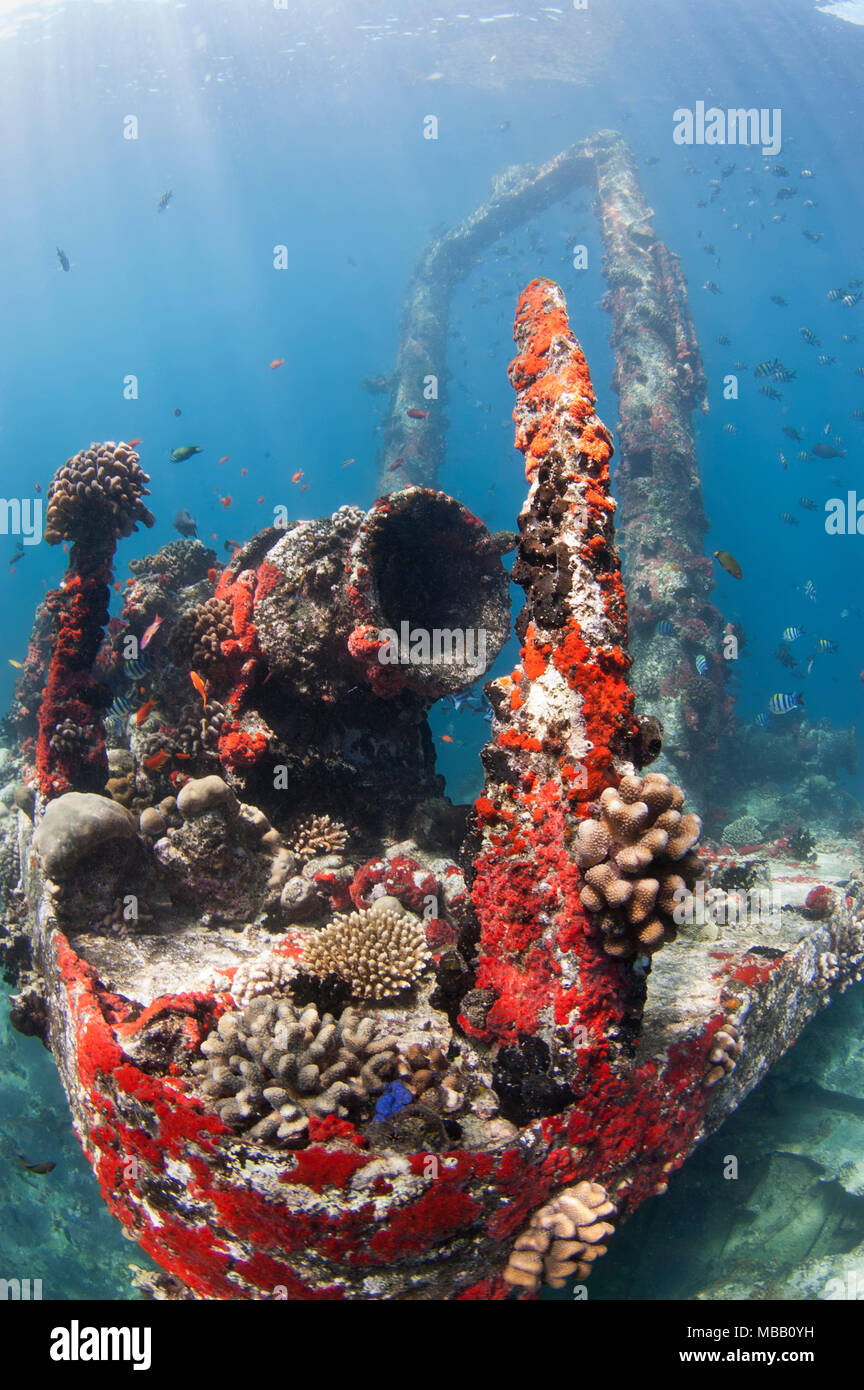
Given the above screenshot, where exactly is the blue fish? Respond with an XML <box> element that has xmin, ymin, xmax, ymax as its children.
<box><xmin>656</xmin><ymin>620</ymin><xmax>675</xmax><ymax>636</ymax></box>
<box><xmin>782</xmin><ymin>626</ymin><xmax>803</xmax><ymax>642</ymax></box>
<box><xmin>445</xmin><ymin>692</ymin><xmax>473</xmax><ymax>713</ymax></box>
<box><xmin>755</xmin><ymin>712</ymin><xmax>769</xmax><ymax>728</ymax></box>
<box><xmin>813</xmin><ymin>638</ymin><xmax>837</xmax><ymax>653</ymax></box>
<box><xmin>695</xmin><ymin>655</ymin><xmax>708</xmax><ymax>676</ymax></box>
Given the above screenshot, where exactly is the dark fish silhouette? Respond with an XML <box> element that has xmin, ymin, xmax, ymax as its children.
<box><xmin>173</xmin><ymin>509</ymin><xmax>198</xmax><ymax>539</ymax></box>
<box><xmin>17</xmin><ymin>1154</ymin><xmax>55</xmax><ymax>1175</ymax></box>
<box><xmin>56</xmin><ymin>247</ymin><xmax>70</xmax><ymax>272</ymax></box>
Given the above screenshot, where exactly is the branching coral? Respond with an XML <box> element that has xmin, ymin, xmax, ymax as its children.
<box><xmin>174</xmin><ymin>701</ymin><xmax>227</xmax><ymax>763</ymax></box>
<box><xmin>394</xmin><ymin>1043</ymin><xmax>465</xmax><ymax>1115</ymax></box>
<box><xmin>225</xmin><ymin>954</ymin><xmax>296</xmax><ymax>1008</ymax></box>
<box><xmin>191</xmin><ymin>996</ymin><xmax>399</xmax><ymax>1146</ymax></box>
<box><xmin>44</xmin><ymin>441</ymin><xmax>154</xmax><ymax>547</ymax></box>
<box><xmin>504</xmin><ymin>1181</ymin><xmax>617</xmax><ymax>1292</ymax></box>
<box><xmin>301</xmin><ymin>901</ymin><xmax>430</xmax><ymax>1000</ymax></box>
<box><xmin>128</xmin><ymin>538</ymin><xmax>216</xmax><ymax>590</ymax></box>
<box><xmin>168</xmin><ymin>596</ymin><xmax>232</xmax><ymax>671</ymax></box>
<box><xmin>720</xmin><ymin>814</ymin><xmax>763</xmax><ymax>849</ymax></box>
<box><xmin>703</xmin><ymin>1020</ymin><xmax>742</xmax><ymax>1088</ymax></box>
<box><xmin>573</xmin><ymin>771</ymin><xmax>703</xmax><ymax>957</ymax></box>
<box><xmin>290</xmin><ymin>814</ymin><xmax>350</xmax><ymax>862</ymax></box>
<box><xmin>49</xmin><ymin>718</ymin><xmax>90</xmax><ymax>758</ymax></box>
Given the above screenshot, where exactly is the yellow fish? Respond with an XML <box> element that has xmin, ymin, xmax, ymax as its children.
<box><xmin>713</xmin><ymin>549</ymin><xmax>743</xmax><ymax>580</ymax></box>
<box><xmin>8</xmin><ymin>659</ymin><xmax>24</xmax><ymax>669</ymax></box>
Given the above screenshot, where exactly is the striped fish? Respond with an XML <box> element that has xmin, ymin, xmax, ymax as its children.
<box><xmin>755</xmin><ymin>712</ymin><xmax>769</xmax><ymax>728</ymax></box>
<box><xmin>814</xmin><ymin>638</ymin><xmax>837</xmax><ymax>653</ymax></box>
<box><xmin>124</xmin><ymin>658</ymin><xmax>149</xmax><ymax>681</ymax></box>
<box><xmin>656</xmin><ymin>620</ymin><xmax>675</xmax><ymax>636</ymax></box>
<box><xmin>768</xmin><ymin>691</ymin><xmax>804</xmax><ymax>715</ymax></box>
<box><xmin>695</xmin><ymin>654</ymin><xmax>708</xmax><ymax>676</ymax></box>
<box><xmin>782</xmin><ymin>626</ymin><xmax>803</xmax><ymax>642</ymax></box>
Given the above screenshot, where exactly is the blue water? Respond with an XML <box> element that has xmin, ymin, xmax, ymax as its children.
<box><xmin>1</xmin><ymin>0</ymin><xmax>863</xmax><ymax>1300</ymax></box>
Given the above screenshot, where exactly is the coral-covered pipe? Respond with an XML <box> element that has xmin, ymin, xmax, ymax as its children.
<box><xmin>36</xmin><ymin>544</ymin><xmax>113</xmax><ymax>798</ymax></box>
<box><xmin>36</xmin><ymin>440</ymin><xmax>154</xmax><ymax>799</ymax></box>
<box><xmin>467</xmin><ymin>279</ymin><xmax>646</xmax><ymax>1062</ymax></box>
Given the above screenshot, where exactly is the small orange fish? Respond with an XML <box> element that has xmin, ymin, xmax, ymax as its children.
<box><xmin>144</xmin><ymin>749</ymin><xmax>170</xmax><ymax>771</ymax></box>
<box><xmin>241</xmin><ymin>468</ymin><xmax>247</xmax><ymax>477</ymax></box>
<box><xmin>440</xmin><ymin>734</ymin><xmax>454</xmax><ymax>743</ymax></box>
<box><xmin>190</xmin><ymin>670</ymin><xmax>208</xmax><ymax>708</ymax></box>
<box><xmin>211</xmin><ymin>533</ymin><xmax>218</xmax><ymax>540</ymax></box>
<box><xmin>34</xmin><ymin>482</ymin><xmax>42</xmax><ymax>493</ymax></box>
<box><xmin>219</xmin><ymin>455</ymin><xmax>230</xmax><ymax>465</ymax></box>
<box><xmin>270</xmin><ymin>359</ymin><xmax>285</xmax><ymax>370</ymax></box>
<box><xmin>113</xmin><ymin>582</ymin><xmax>121</xmax><ymax>593</ymax></box>
<box><xmin>136</xmin><ymin>698</ymin><xmax>156</xmax><ymax>727</ymax></box>
<box><xmin>128</xmin><ymin>438</ymin><xmax>142</xmax><ymax>448</ymax></box>
<box><xmin>406</xmin><ymin>408</ymin><xmax>429</xmax><ymax>420</ymax></box>
<box><xmin>257</xmin><ymin>496</ymin><xmax>264</xmax><ymax>504</ymax></box>
<box><xmin>220</xmin><ymin>495</ymin><xmax>232</xmax><ymax>509</ymax></box>
<box><xmin>291</xmin><ymin>470</ymin><xmax>303</xmax><ymax>484</ymax></box>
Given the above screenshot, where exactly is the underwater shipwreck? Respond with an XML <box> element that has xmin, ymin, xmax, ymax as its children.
<box><xmin>1</xmin><ymin>136</ymin><xmax>862</xmax><ymax>1301</ymax></box>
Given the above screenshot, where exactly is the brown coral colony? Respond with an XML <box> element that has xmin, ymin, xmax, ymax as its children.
<box><xmin>44</xmin><ymin>441</ymin><xmax>154</xmax><ymax>547</ymax></box>
<box><xmin>574</xmin><ymin>771</ymin><xmax>702</xmax><ymax>957</ymax></box>
<box><xmin>504</xmin><ymin>1182</ymin><xmax>617</xmax><ymax>1292</ymax></box>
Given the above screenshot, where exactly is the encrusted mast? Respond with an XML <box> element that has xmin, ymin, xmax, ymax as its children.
<box><xmin>467</xmin><ymin>280</ymin><xmax>702</xmax><ymax>1067</ymax></box>
<box><xmin>376</xmin><ymin>131</ymin><xmax>731</xmax><ymax>783</ymax></box>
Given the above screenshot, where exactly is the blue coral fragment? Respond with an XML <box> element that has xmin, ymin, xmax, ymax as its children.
<box><xmin>374</xmin><ymin>1081</ymin><xmax>413</xmax><ymax>1120</ymax></box>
